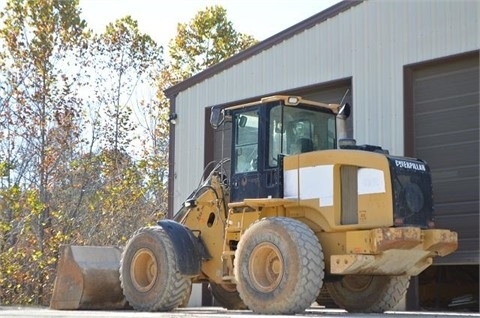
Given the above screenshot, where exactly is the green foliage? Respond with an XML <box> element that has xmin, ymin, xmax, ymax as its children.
<box><xmin>0</xmin><ymin>185</ymin><xmax>68</xmax><ymax>305</ymax></box>
<box><xmin>168</xmin><ymin>5</ymin><xmax>257</xmax><ymax>82</ymax></box>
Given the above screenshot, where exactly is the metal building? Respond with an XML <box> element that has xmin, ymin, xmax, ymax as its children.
<box><xmin>164</xmin><ymin>0</ymin><xmax>479</xmax><ymax>310</ymax></box>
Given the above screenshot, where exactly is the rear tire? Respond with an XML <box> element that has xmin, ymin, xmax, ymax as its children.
<box><xmin>234</xmin><ymin>217</ymin><xmax>324</xmax><ymax>314</ymax></box>
<box><xmin>120</xmin><ymin>226</ymin><xmax>192</xmax><ymax>311</ymax></box>
<box><xmin>326</xmin><ymin>275</ymin><xmax>410</xmax><ymax>312</ymax></box>
<box><xmin>209</xmin><ymin>283</ymin><xmax>247</xmax><ymax>310</ymax></box>
<box><xmin>316</xmin><ymin>285</ymin><xmax>339</xmax><ymax>308</ymax></box>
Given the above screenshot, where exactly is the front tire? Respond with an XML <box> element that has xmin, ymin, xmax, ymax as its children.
<box><xmin>179</xmin><ymin>282</ymin><xmax>192</xmax><ymax>308</ymax></box>
<box><xmin>234</xmin><ymin>217</ymin><xmax>324</xmax><ymax>314</ymax></box>
<box><xmin>326</xmin><ymin>275</ymin><xmax>410</xmax><ymax>312</ymax></box>
<box><xmin>120</xmin><ymin>226</ymin><xmax>192</xmax><ymax>311</ymax></box>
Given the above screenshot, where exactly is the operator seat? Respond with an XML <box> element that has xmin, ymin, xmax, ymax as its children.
<box><xmin>297</xmin><ymin>138</ymin><xmax>314</xmax><ymax>153</ymax></box>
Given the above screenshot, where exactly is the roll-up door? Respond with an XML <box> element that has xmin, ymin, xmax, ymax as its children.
<box><xmin>410</xmin><ymin>52</ymin><xmax>479</xmax><ymax>265</ymax></box>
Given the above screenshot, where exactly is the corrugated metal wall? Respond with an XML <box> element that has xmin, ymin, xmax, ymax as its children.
<box><xmin>171</xmin><ymin>0</ymin><xmax>479</xmax><ymax>212</ymax></box>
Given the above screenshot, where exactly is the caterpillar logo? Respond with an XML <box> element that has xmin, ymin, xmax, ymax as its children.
<box><xmin>395</xmin><ymin>160</ymin><xmax>426</xmax><ymax>171</ymax></box>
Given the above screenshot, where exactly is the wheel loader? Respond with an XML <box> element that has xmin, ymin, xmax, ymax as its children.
<box><xmin>50</xmin><ymin>95</ymin><xmax>458</xmax><ymax>314</ymax></box>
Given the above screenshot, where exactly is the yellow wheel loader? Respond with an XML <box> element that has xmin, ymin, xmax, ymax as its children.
<box><xmin>50</xmin><ymin>95</ymin><xmax>458</xmax><ymax>314</ymax></box>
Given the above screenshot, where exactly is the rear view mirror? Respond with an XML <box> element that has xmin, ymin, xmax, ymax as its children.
<box><xmin>239</xmin><ymin>115</ymin><xmax>247</xmax><ymax>127</ymax></box>
<box><xmin>337</xmin><ymin>103</ymin><xmax>351</xmax><ymax>119</ymax></box>
<box><xmin>210</xmin><ymin>106</ymin><xmax>225</xmax><ymax>129</ymax></box>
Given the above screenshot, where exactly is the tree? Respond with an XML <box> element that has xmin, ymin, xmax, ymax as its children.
<box><xmin>168</xmin><ymin>5</ymin><xmax>257</xmax><ymax>82</ymax></box>
<box><xmin>80</xmin><ymin>16</ymin><xmax>165</xmax><ymax>242</ymax></box>
<box><xmin>135</xmin><ymin>76</ymin><xmax>170</xmax><ymax>213</ymax></box>
<box><xmin>0</xmin><ymin>0</ymin><xmax>88</xmax><ymax>304</ymax></box>
<box><xmin>89</xmin><ymin>16</ymin><xmax>163</xmax><ymax>155</ymax></box>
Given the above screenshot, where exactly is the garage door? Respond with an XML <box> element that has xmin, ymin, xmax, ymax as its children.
<box><xmin>409</xmin><ymin>52</ymin><xmax>479</xmax><ymax>265</ymax></box>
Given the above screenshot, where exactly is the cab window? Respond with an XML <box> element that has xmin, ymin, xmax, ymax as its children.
<box><xmin>269</xmin><ymin>105</ymin><xmax>336</xmax><ymax>167</ymax></box>
<box><xmin>234</xmin><ymin>109</ymin><xmax>259</xmax><ymax>173</ymax></box>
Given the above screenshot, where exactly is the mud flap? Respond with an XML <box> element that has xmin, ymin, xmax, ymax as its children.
<box><xmin>50</xmin><ymin>245</ymin><xmax>129</xmax><ymax>310</ymax></box>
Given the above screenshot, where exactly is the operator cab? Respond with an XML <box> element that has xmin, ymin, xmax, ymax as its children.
<box><xmin>219</xmin><ymin>96</ymin><xmax>339</xmax><ymax>202</ymax></box>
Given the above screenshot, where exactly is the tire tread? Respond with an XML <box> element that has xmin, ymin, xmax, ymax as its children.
<box><xmin>234</xmin><ymin>217</ymin><xmax>324</xmax><ymax>314</ymax></box>
<box><xmin>120</xmin><ymin>226</ymin><xmax>191</xmax><ymax>312</ymax></box>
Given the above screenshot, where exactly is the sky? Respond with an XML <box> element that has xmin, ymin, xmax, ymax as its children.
<box><xmin>79</xmin><ymin>0</ymin><xmax>343</xmax><ymax>48</ymax></box>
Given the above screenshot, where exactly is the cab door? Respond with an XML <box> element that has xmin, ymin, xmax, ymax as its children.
<box><xmin>230</xmin><ymin>108</ymin><xmax>262</xmax><ymax>202</ymax></box>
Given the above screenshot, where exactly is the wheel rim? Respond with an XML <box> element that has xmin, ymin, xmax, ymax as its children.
<box><xmin>341</xmin><ymin>275</ymin><xmax>374</xmax><ymax>292</ymax></box>
<box><xmin>130</xmin><ymin>248</ymin><xmax>158</xmax><ymax>292</ymax></box>
<box><xmin>248</xmin><ymin>242</ymin><xmax>283</xmax><ymax>293</ymax></box>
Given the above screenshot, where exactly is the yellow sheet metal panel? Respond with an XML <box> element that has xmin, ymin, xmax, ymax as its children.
<box><xmin>283</xmin><ymin>149</ymin><xmax>393</xmax><ymax>231</ymax></box>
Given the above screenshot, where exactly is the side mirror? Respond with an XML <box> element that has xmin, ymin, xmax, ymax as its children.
<box><xmin>239</xmin><ymin>115</ymin><xmax>247</xmax><ymax>127</ymax></box>
<box><xmin>337</xmin><ymin>103</ymin><xmax>351</xmax><ymax>119</ymax></box>
<box><xmin>210</xmin><ymin>106</ymin><xmax>225</xmax><ymax>129</ymax></box>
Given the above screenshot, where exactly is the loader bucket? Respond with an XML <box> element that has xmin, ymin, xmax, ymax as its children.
<box><xmin>50</xmin><ymin>244</ymin><xmax>129</xmax><ymax>310</ymax></box>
